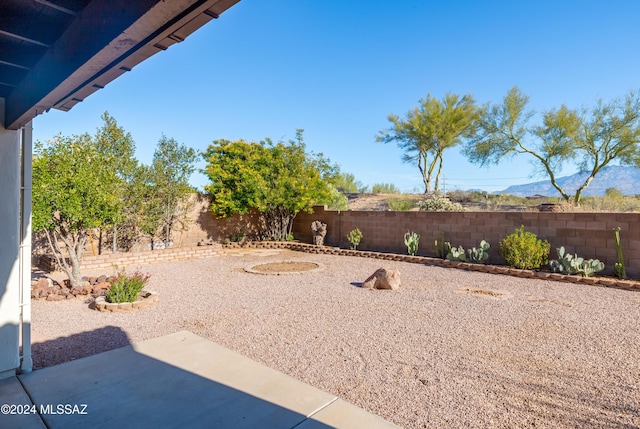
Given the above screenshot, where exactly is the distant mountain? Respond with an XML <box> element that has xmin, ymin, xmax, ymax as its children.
<box><xmin>497</xmin><ymin>166</ymin><xmax>640</xmax><ymax>197</ymax></box>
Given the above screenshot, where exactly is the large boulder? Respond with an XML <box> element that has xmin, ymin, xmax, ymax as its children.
<box><xmin>362</xmin><ymin>268</ymin><xmax>401</xmax><ymax>290</ymax></box>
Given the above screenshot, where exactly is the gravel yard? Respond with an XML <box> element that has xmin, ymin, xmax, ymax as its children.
<box><xmin>31</xmin><ymin>249</ymin><xmax>640</xmax><ymax>428</ymax></box>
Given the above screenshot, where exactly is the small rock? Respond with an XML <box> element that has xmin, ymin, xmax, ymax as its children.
<box><xmin>97</xmin><ymin>275</ymin><xmax>107</xmax><ymax>283</ymax></box>
<box><xmin>33</xmin><ymin>278</ymin><xmax>52</xmax><ymax>288</ymax></box>
<box><xmin>362</xmin><ymin>268</ymin><xmax>401</xmax><ymax>290</ymax></box>
<box><xmin>46</xmin><ymin>294</ymin><xmax>64</xmax><ymax>301</ymax></box>
<box><xmin>92</xmin><ymin>282</ymin><xmax>111</xmax><ymax>294</ymax></box>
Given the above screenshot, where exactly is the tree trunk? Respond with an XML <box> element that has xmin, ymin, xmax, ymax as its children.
<box><xmin>112</xmin><ymin>224</ymin><xmax>117</xmax><ymax>253</ymax></box>
<box><xmin>418</xmin><ymin>152</ymin><xmax>431</xmax><ymax>194</ymax></box>
<box><xmin>573</xmin><ymin>174</ymin><xmax>595</xmax><ymax>205</ymax></box>
<box><xmin>45</xmin><ymin>226</ymin><xmax>85</xmax><ymax>288</ymax></box>
<box><xmin>433</xmin><ymin>154</ymin><xmax>443</xmax><ymax>195</ymax></box>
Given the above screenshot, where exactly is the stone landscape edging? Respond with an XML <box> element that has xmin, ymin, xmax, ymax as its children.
<box><xmin>94</xmin><ymin>290</ymin><xmax>159</xmax><ymax>312</ymax></box>
<box><xmin>221</xmin><ymin>241</ymin><xmax>640</xmax><ymax>292</ymax></box>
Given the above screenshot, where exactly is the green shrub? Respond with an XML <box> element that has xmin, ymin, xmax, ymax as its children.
<box><xmin>229</xmin><ymin>228</ymin><xmax>245</xmax><ymax>242</ymax></box>
<box><xmin>388</xmin><ymin>197</ymin><xmax>414</xmax><ymax>211</ymax></box>
<box><xmin>323</xmin><ymin>185</ymin><xmax>348</xmax><ymax>210</ymax></box>
<box><xmin>500</xmin><ymin>226</ymin><xmax>550</xmax><ymax>269</ymax></box>
<box><xmin>347</xmin><ymin>228</ymin><xmax>363</xmax><ymax>250</ymax></box>
<box><xmin>105</xmin><ymin>269</ymin><xmax>150</xmax><ymax>303</ymax></box>
<box><xmin>418</xmin><ymin>196</ymin><xmax>464</xmax><ymax>211</ymax></box>
<box><xmin>371</xmin><ymin>183</ymin><xmax>400</xmax><ymax>194</ymax></box>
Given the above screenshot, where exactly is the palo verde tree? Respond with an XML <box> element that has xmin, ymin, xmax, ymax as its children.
<box><xmin>464</xmin><ymin>87</ymin><xmax>640</xmax><ymax>204</ymax></box>
<box><xmin>202</xmin><ymin>130</ymin><xmax>333</xmax><ymax>240</ymax></box>
<box><xmin>377</xmin><ymin>92</ymin><xmax>477</xmax><ymax>194</ymax></box>
<box><xmin>32</xmin><ymin>134</ymin><xmax>122</xmax><ymax>287</ymax></box>
<box><xmin>148</xmin><ymin>135</ymin><xmax>198</xmax><ymax>247</ymax></box>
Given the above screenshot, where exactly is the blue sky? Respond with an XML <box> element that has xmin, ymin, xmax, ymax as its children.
<box><xmin>32</xmin><ymin>1</ymin><xmax>640</xmax><ymax>193</ymax></box>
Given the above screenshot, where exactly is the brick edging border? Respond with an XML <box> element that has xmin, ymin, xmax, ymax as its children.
<box><xmin>221</xmin><ymin>241</ymin><xmax>640</xmax><ymax>292</ymax></box>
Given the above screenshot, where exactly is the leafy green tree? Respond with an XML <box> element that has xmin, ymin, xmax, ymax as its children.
<box><xmin>377</xmin><ymin>93</ymin><xmax>477</xmax><ymax>194</ymax></box>
<box><xmin>322</xmin><ymin>185</ymin><xmax>348</xmax><ymax>210</ymax></box>
<box><xmin>202</xmin><ymin>130</ymin><xmax>333</xmax><ymax>240</ymax></box>
<box><xmin>465</xmin><ymin>87</ymin><xmax>640</xmax><ymax>204</ymax></box>
<box><xmin>333</xmin><ymin>172</ymin><xmax>364</xmax><ymax>193</ymax></box>
<box><xmin>149</xmin><ymin>135</ymin><xmax>198</xmax><ymax>246</ymax></box>
<box><xmin>93</xmin><ymin>112</ymin><xmax>138</xmax><ymax>253</ymax></box>
<box><xmin>32</xmin><ymin>134</ymin><xmax>122</xmax><ymax>287</ymax></box>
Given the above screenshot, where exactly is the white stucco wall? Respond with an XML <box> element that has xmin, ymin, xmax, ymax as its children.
<box><xmin>0</xmin><ymin>99</ymin><xmax>21</xmax><ymax>377</ymax></box>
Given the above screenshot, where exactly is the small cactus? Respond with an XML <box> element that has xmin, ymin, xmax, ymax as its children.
<box><xmin>404</xmin><ymin>231</ymin><xmax>420</xmax><ymax>256</ymax></box>
<box><xmin>347</xmin><ymin>228</ymin><xmax>363</xmax><ymax>250</ymax></box>
<box><xmin>579</xmin><ymin>259</ymin><xmax>605</xmax><ymax>277</ymax></box>
<box><xmin>613</xmin><ymin>227</ymin><xmax>626</xmax><ymax>279</ymax></box>
<box><xmin>549</xmin><ymin>246</ymin><xmax>604</xmax><ymax>277</ymax></box>
<box><xmin>435</xmin><ymin>231</ymin><xmax>451</xmax><ymax>259</ymax></box>
<box><xmin>467</xmin><ymin>240</ymin><xmax>490</xmax><ymax>264</ymax></box>
<box><xmin>446</xmin><ymin>245</ymin><xmax>467</xmax><ymax>262</ymax></box>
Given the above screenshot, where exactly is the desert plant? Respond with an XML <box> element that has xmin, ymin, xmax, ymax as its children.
<box><xmin>229</xmin><ymin>228</ymin><xmax>245</xmax><ymax>243</ymax></box>
<box><xmin>613</xmin><ymin>227</ymin><xmax>626</xmax><ymax>279</ymax></box>
<box><xmin>435</xmin><ymin>231</ymin><xmax>451</xmax><ymax>259</ymax></box>
<box><xmin>500</xmin><ymin>225</ymin><xmax>550</xmax><ymax>270</ymax></box>
<box><xmin>371</xmin><ymin>182</ymin><xmax>400</xmax><ymax>194</ymax></box>
<box><xmin>404</xmin><ymin>231</ymin><xmax>420</xmax><ymax>256</ymax></box>
<box><xmin>105</xmin><ymin>268</ymin><xmax>150</xmax><ymax>303</ymax></box>
<box><xmin>467</xmin><ymin>240</ymin><xmax>490</xmax><ymax>263</ymax></box>
<box><xmin>579</xmin><ymin>259</ymin><xmax>605</xmax><ymax>277</ymax></box>
<box><xmin>549</xmin><ymin>246</ymin><xmax>605</xmax><ymax>277</ymax></box>
<box><xmin>347</xmin><ymin>228</ymin><xmax>363</xmax><ymax>250</ymax></box>
<box><xmin>418</xmin><ymin>196</ymin><xmax>464</xmax><ymax>212</ymax></box>
<box><xmin>388</xmin><ymin>197</ymin><xmax>414</xmax><ymax>211</ymax></box>
<box><xmin>446</xmin><ymin>245</ymin><xmax>467</xmax><ymax>262</ymax></box>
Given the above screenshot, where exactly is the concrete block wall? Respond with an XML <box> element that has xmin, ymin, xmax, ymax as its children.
<box><xmin>37</xmin><ymin>245</ymin><xmax>222</xmax><ymax>273</ymax></box>
<box><xmin>33</xmin><ymin>196</ymin><xmax>640</xmax><ymax>279</ymax></box>
<box><xmin>292</xmin><ymin>206</ymin><xmax>640</xmax><ymax>278</ymax></box>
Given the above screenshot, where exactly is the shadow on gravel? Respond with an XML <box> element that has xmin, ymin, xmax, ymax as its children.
<box><xmin>31</xmin><ymin>325</ymin><xmax>131</xmax><ymax>370</ymax></box>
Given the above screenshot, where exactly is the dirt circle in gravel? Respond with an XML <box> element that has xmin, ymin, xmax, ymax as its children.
<box><xmin>453</xmin><ymin>287</ymin><xmax>513</xmax><ymax>300</ymax></box>
<box><xmin>244</xmin><ymin>261</ymin><xmax>325</xmax><ymax>275</ymax></box>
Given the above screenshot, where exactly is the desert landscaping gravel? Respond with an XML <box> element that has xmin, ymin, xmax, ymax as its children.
<box><xmin>32</xmin><ymin>249</ymin><xmax>640</xmax><ymax>428</ymax></box>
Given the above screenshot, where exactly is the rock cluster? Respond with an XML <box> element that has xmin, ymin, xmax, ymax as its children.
<box><xmin>31</xmin><ymin>275</ymin><xmax>115</xmax><ymax>301</ymax></box>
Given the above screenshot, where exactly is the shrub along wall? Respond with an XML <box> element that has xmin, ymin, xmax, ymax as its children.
<box><xmin>292</xmin><ymin>206</ymin><xmax>640</xmax><ymax>279</ymax></box>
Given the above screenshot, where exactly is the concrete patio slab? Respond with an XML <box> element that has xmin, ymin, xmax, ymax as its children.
<box><xmin>0</xmin><ymin>376</ymin><xmax>46</xmax><ymax>429</ymax></box>
<box><xmin>296</xmin><ymin>398</ymin><xmax>399</xmax><ymax>429</ymax></box>
<box><xmin>16</xmin><ymin>331</ymin><xmax>398</xmax><ymax>429</ymax></box>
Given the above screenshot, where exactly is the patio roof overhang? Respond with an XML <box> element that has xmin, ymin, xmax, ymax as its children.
<box><xmin>0</xmin><ymin>0</ymin><xmax>240</xmax><ymax>131</ymax></box>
